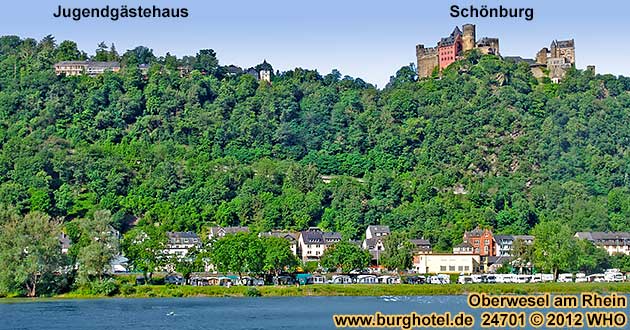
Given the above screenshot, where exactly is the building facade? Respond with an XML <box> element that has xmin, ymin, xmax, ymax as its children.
<box><xmin>164</xmin><ymin>231</ymin><xmax>202</xmax><ymax>259</ymax></box>
<box><xmin>463</xmin><ymin>227</ymin><xmax>495</xmax><ymax>256</ymax></box>
<box><xmin>413</xmin><ymin>253</ymin><xmax>480</xmax><ymax>274</ymax></box>
<box><xmin>297</xmin><ymin>227</ymin><xmax>341</xmax><ymax>262</ymax></box>
<box><xmin>534</xmin><ymin>39</ymin><xmax>575</xmax><ymax>82</ymax></box>
<box><xmin>575</xmin><ymin>232</ymin><xmax>630</xmax><ymax>255</ymax></box>
<box><xmin>55</xmin><ymin>61</ymin><xmax>121</xmax><ymax>77</ymax></box>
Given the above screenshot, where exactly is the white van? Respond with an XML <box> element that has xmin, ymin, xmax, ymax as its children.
<box><xmin>604</xmin><ymin>272</ymin><xmax>624</xmax><ymax>282</ymax></box>
<box><xmin>575</xmin><ymin>273</ymin><xmax>587</xmax><ymax>283</ymax></box>
<box><xmin>557</xmin><ymin>273</ymin><xmax>573</xmax><ymax>283</ymax></box>
<box><xmin>515</xmin><ymin>275</ymin><xmax>531</xmax><ymax>283</ymax></box>
<box><xmin>530</xmin><ymin>274</ymin><xmax>542</xmax><ymax>283</ymax></box>
<box><xmin>541</xmin><ymin>274</ymin><xmax>554</xmax><ymax>282</ymax></box>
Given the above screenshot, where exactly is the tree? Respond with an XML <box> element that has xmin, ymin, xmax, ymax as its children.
<box><xmin>94</xmin><ymin>42</ymin><xmax>109</xmax><ymax>61</ymax></box>
<box><xmin>320</xmin><ymin>241</ymin><xmax>370</xmax><ymax>273</ymax></box>
<box><xmin>379</xmin><ymin>232</ymin><xmax>414</xmax><ymax>272</ymax></box>
<box><xmin>532</xmin><ymin>221</ymin><xmax>576</xmax><ymax>279</ymax></box>
<box><xmin>262</xmin><ymin>236</ymin><xmax>298</xmax><ymax>276</ymax></box>
<box><xmin>76</xmin><ymin>210</ymin><xmax>120</xmax><ymax>285</ymax></box>
<box><xmin>193</xmin><ymin>49</ymin><xmax>219</xmax><ymax>75</ymax></box>
<box><xmin>210</xmin><ymin>233</ymin><xmax>264</xmax><ymax>278</ymax></box>
<box><xmin>121</xmin><ymin>227</ymin><xmax>166</xmax><ymax>283</ymax></box>
<box><xmin>511</xmin><ymin>237</ymin><xmax>534</xmax><ymax>269</ymax></box>
<box><xmin>174</xmin><ymin>246</ymin><xmax>207</xmax><ymax>279</ymax></box>
<box><xmin>574</xmin><ymin>239</ymin><xmax>609</xmax><ymax>274</ymax></box>
<box><xmin>0</xmin><ymin>212</ymin><xmax>64</xmax><ymax>297</ymax></box>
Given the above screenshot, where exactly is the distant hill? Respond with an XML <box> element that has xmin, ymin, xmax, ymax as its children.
<box><xmin>1</xmin><ymin>35</ymin><xmax>630</xmax><ymax>250</ymax></box>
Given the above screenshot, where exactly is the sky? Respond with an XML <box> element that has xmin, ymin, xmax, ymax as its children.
<box><xmin>0</xmin><ymin>0</ymin><xmax>627</xmax><ymax>87</ymax></box>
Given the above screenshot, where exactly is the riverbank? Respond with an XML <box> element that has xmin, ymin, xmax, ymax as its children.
<box><xmin>35</xmin><ymin>282</ymin><xmax>630</xmax><ymax>299</ymax></box>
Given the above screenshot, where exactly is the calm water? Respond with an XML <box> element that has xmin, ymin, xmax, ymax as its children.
<box><xmin>0</xmin><ymin>296</ymin><xmax>473</xmax><ymax>330</ymax></box>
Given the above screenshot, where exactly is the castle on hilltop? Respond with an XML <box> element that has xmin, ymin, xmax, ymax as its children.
<box><xmin>531</xmin><ymin>39</ymin><xmax>576</xmax><ymax>83</ymax></box>
<box><xmin>416</xmin><ymin>24</ymin><xmax>579</xmax><ymax>82</ymax></box>
<box><xmin>416</xmin><ymin>24</ymin><xmax>499</xmax><ymax>78</ymax></box>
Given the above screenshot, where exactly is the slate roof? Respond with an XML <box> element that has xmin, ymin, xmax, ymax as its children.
<box><xmin>575</xmin><ymin>232</ymin><xmax>630</xmax><ymax>246</ymax></box>
<box><xmin>366</xmin><ymin>225</ymin><xmax>390</xmax><ymax>238</ymax></box>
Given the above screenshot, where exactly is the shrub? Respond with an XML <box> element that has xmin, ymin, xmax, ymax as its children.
<box><xmin>119</xmin><ymin>283</ymin><xmax>136</xmax><ymax>295</ymax></box>
<box><xmin>90</xmin><ymin>279</ymin><xmax>119</xmax><ymax>296</ymax></box>
<box><xmin>245</xmin><ymin>287</ymin><xmax>261</xmax><ymax>297</ymax></box>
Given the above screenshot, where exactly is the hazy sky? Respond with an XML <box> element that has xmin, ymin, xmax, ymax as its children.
<box><xmin>0</xmin><ymin>0</ymin><xmax>627</xmax><ymax>87</ymax></box>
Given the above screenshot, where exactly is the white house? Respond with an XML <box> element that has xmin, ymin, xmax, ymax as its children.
<box><xmin>413</xmin><ymin>253</ymin><xmax>481</xmax><ymax>274</ymax></box>
<box><xmin>164</xmin><ymin>231</ymin><xmax>202</xmax><ymax>259</ymax></box>
<box><xmin>297</xmin><ymin>227</ymin><xmax>341</xmax><ymax>262</ymax></box>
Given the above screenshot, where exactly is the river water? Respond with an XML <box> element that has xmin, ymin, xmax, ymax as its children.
<box><xmin>0</xmin><ymin>296</ymin><xmax>472</xmax><ymax>330</ymax></box>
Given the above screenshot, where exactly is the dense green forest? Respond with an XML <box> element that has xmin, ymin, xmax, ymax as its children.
<box><xmin>2</xmin><ymin>35</ymin><xmax>630</xmax><ymax>252</ymax></box>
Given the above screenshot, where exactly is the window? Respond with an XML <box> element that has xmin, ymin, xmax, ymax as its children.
<box><xmin>449</xmin><ymin>266</ymin><xmax>456</xmax><ymax>271</ymax></box>
<box><xmin>484</xmin><ymin>240</ymin><xmax>489</xmax><ymax>246</ymax></box>
<box><xmin>458</xmin><ymin>266</ymin><xmax>464</xmax><ymax>271</ymax></box>
<box><xmin>464</xmin><ymin>266</ymin><xmax>470</xmax><ymax>271</ymax></box>
<box><xmin>440</xmin><ymin>266</ymin><xmax>447</xmax><ymax>271</ymax></box>
<box><xmin>484</xmin><ymin>246</ymin><xmax>489</xmax><ymax>253</ymax></box>
<box><xmin>475</xmin><ymin>248</ymin><xmax>479</xmax><ymax>253</ymax></box>
<box><xmin>474</xmin><ymin>240</ymin><xmax>480</xmax><ymax>245</ymax></box>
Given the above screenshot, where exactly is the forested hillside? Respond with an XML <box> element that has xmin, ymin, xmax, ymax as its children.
<box><xmin>2</xmin><ymin>35</ymin><xmax>630</xmax><ymax>251</ymax></box>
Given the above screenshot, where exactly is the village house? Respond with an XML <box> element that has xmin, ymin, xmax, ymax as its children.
<box><xmin>259</xmin><ymin>230</ymin><xmax>300</xmax><ymax>256</ymax></box>
<box><xmin>207</xmin><ymin>226</ymin><xmax>250</xmax><ymax>240</ymax></box>
<box><xmin>575</xmin><ymin>232</ymin><xmax>630</xmax><ymax>255</ymax></box>
<box><xmin>409</xmin><ymin>238</ymin><xmax>432</xmax><ymax>254</ymax></box>
<box><xmin>297</xmin><ymin>227</ymin><xmax>341</xmax><ymax>262</ymax></box>
<box><xmin>164</xmin><ymin>231</ymin><xmax>202</xmax><ymax>259</ymax></box>
<box><xmin>495</xmin><ymin>235</ymin><xmax>535</xmax><ymax>257</ymax></box>
<box><xmin>463</xmin><ymin>226</ymin><xmax>496</xmax><ymax>256</ymax></box>
<box><xmin>54</xmin><ymin>61</ymin><xmax>120</xmax><ymax>77</ymax></box>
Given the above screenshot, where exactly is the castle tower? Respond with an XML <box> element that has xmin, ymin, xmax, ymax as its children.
<box><xmin>416</xmin><ymin>44</ymin><xmax>439</xmax><ymax>79</ymax></box>
<box><xmin>536</xmin><ymin>48</ymin><xmax>549</xmax><ymax>65</ymax></box>
<box><xmin>462</xmin><ymin>24</ymin><xmax>476</xmax><ymax>52</ymax></box>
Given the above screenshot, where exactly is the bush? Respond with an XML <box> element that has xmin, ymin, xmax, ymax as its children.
<box><xmin>119</xmin><ymin>283</ymin><xmax>136</xmax><ymax>295</ymax></box>
<box><xmin>245</xmin><ymin>287</ymin><xmax>261</xmax><ymax>297</ymax></box>
<box><xmin>90</xmin><ymin>279</ymin><xmax>119</xmax><ymax>296</ymax></box>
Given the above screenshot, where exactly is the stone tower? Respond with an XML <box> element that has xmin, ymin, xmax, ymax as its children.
<box><xmin>416</xmin><ymin>44</ymin><xmax>439</xmax><ymax>79</ymax></box>
<box><xmin>536</xmin><ymin>48</ymin><xmax>549</xmax><ymax>64</ymax></box>
<box><xmin>462</xmin><ymin>24</ymin><xmax>476</xmax><ymax>52</ymax></box>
